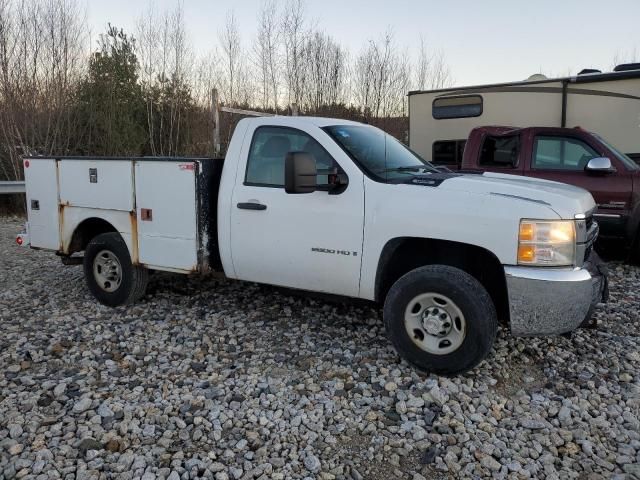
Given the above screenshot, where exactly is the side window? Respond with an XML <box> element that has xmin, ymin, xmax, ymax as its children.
<box><xmin>479</xmin><ymin>135</ymin><xmax>520</xmax><ymax>168</ymax></box>
<box><xmin>432</xmin><ymin>140</ymin><xmax>466</xmax><ymax>167</ymax></box>
<box><xmin>245</xmin><ymin>126</ymin><xmax>338</xmax><ymax>187</ymax></box>
<box><xmin>533</xmin><ymin>136</ymin><xmax>598</xmax><ymax>170</ymax></box>
<box><xmin>432</xmin><ymin>95</ymin><xmax>482</xmax><ymax>119</ymax></box>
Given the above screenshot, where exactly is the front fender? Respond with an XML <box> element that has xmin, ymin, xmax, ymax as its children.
<box><xmin>359</xmin><ymin>180</ymin><xmax>560</xmax><ymax>300</ymax></box>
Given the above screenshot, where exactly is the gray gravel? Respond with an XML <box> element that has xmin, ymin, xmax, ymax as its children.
<box><xmin>1</xmin><ymin>216</ymin><xmax>639</xmax><ymax>480</ymax></box>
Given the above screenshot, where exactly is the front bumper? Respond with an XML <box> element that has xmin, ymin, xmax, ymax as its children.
<box><xmin>505</xmin><ymin>251</ymin><xmax>608</xmax><ymax>336</ymax></box>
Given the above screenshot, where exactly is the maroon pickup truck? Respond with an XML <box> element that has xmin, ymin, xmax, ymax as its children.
<box><xmin>435</xmin><ymin>126</ymin><xmax>640</xmax><ymax>258</ymax></box>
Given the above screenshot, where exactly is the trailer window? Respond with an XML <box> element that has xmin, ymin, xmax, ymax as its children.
<box><xmin>479</xmin><ymin>135</ymin><xmax>520</xmax><ymax>168</ymax></box>
<box><xmin>533</xmin><ymin>136</ymin><xmax>598</xmax><ymax>170</ymax></box>
<box><xmin>245</xmin><ymin>126</ymin><xmax>339</xmax><ymax>187</ymax></box>
<box><xmin>432</xmin><ymin>140</ymin><xmax>466</xmax><ymax>167</ymax></box>
<box><xmin>432</xmin><ymin>95</ymin><xmax>483</xmax><ymax>119</ymax></box>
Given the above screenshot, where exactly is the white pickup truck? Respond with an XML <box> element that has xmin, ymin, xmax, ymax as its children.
<box><xmin>18</xmin><ymin>116</ymin><xmax>608</xmax><ymax>374</ymax></box>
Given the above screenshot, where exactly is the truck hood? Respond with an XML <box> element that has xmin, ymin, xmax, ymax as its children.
<box><xmin>440</xmin><ymin>172</ymin><xmax>595</xmax><ymax>218</ymax></box>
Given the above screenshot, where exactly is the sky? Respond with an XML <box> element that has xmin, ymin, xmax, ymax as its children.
<box><xmin>85</xmin><ymin>0</ymin><xmax>640</xmax><ymax>87</ymax></box>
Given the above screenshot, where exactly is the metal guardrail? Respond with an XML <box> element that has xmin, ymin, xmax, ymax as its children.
<box><xmin>0</xmin><ymin>181</ymin><xmax>25</xmax><ymax>194</ymax></box>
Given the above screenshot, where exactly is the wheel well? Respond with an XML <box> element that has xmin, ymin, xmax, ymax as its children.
<box><xmin>375</xmin><ymin>237</ymin><xmax>510</xmax><ymax>324</ymax></box>
<box><xmin>68</xmin><ymin>218</ymin><xmax>118</xmax><ymax>255</ymax></box>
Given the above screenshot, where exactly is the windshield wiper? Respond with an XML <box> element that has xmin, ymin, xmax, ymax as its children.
<box><xmin>377</xmin><ymin>166</ymin><xmax>436</xmax><ymax>174</ymax></box>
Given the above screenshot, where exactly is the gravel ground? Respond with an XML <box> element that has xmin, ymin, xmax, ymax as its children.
<box><xmin>1</xmin><ymin>216</ymin><xmax>639</xmax><ymax>480</ymax></box>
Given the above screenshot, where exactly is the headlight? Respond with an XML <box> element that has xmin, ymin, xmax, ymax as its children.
<box><xmin>518</xmin><ymin>220</ymin><xmax>576</xmax><ymax>266</ymax></box>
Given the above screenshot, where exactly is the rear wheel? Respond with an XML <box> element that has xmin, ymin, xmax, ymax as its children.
<box><xmin>83</xmin><ymin>232</ymin><xmax>148</xmax><ymax>307</ymax></box>
<box><xmin>383</xmin><ymin>265</ymin><xmax>497</xmax><ymax>375</ymax></box>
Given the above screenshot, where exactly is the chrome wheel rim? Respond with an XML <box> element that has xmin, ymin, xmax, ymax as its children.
<box><xmin>404</xmin><ymin>292</ymin><xmax>466</xmax><ymax>355</ymax></box>
<box><xmin>93</xmin><ymin>250</ymin><xmax>122</xmax><ymax>293</ymax></box>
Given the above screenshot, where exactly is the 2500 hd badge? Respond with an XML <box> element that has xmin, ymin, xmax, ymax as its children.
<box><xmin>311</xmin><ymin>247</ymin><xmax>358</xmax><ymax>256</ymax></box>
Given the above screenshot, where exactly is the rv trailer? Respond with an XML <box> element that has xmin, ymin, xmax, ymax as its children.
<box><xmin>409</xmin><ymin>64</ymin><xmax>640</xmax><ymax>168</ymax></box>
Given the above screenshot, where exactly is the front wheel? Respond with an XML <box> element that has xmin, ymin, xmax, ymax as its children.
<box><xmin>83</xmin><ymin>232</ymin><xmax>148</xmax><ymax>307</ymax></box>
<box><xmin>383</xmin><ymin>265</ymin><xmax>497</xmax><ymax>375</ymax></box>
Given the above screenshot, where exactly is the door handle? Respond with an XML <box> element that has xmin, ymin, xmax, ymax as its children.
<box><xmin>237</xmin><ymin>202</ymin><xmax>267</xmax><ymax>211</ymax></box>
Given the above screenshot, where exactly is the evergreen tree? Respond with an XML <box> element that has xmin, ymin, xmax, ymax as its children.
<box><xmin>76</xmin><ymin>25</ymin><xmax>146</xmax><ymax>155</ymax></box>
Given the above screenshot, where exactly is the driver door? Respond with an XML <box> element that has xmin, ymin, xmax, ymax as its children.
<box><xmin>229</xmin><ymin>124</ymin><xmax>365</xmax><ymax>297</ymax></box>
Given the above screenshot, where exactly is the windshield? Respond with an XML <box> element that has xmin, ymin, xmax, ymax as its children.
<box><xmin>323</xmin><ymin>125</ymin><xmax>438</xmax><ymax>181</ymax></box>
<box><xmin>593</xmin><ymin>133</ymin><xmax>639</xmax><ymax>171</ymax></box>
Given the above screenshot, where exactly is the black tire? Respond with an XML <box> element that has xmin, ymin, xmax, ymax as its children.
<box><xmin>383</xmin><ymin>265</ymin><xmax>497</xmax><ymax>376</ymax></box>
<box><xmin>83</xmin><ymin>232</ymin><xmax>148</xmax><ymax>307</ymax></box>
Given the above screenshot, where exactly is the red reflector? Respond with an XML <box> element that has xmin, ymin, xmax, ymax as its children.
<box><xmin>16</xmin><ymin>236</ymin><xmax>23</xmax><ymax>245</ymax></box>
<box><xmin>24</xmin><ymin>160</ymin><xmax>30</xmax><ymax>168</ymax></box>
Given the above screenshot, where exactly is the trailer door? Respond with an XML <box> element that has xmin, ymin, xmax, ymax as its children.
<box><xmin>134</xmin><ymin>161</ymin><xmax>199</xmax><ymax>272</ymax></box>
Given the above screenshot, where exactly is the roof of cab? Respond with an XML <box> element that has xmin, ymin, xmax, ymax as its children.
<box><xmin>469</xmin><ymin>125</ymin><xmax>593</xmax><ymax>137</ymax></box>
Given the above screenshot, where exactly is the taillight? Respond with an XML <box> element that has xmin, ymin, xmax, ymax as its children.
<box><xmin>16</xmin><ymin>236</ymin><xmax>23</xmax><ymax>246</ymax></box>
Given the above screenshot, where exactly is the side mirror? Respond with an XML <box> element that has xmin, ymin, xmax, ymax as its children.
<box><xmin>285</xmin><ymin>152</ymin><xmax>317</xmax><ymax>194</ymax></box>
<box><xmin>585</xmin><ymin>157</ymin><xmax>615</xmax><ymax>174</ymax></box>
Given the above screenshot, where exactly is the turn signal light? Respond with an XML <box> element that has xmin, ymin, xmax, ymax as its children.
<box><xmin>519</xmin><ymin>223</ymin><xmax>535</xmax><ymax>242</ymax></box>
<box><xmin>517</xmin><ymin>245</ymin><xmax>535</xmax><ymax>263</ymax></box>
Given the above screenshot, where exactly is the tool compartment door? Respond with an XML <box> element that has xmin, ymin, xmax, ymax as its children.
<box><xmin>58</xmin><ymin>160</ymin><xmax>134</xmax><ymax>211</ymax></box>
<box><xmin>134</xmin><ymin>161</ymin><xmax>198</xmax><ymax>271</ymax></box>
<box><xmin>24</xmin><ymin>159</ymin><xmax>60</xmax><ymax>250</ymax></box>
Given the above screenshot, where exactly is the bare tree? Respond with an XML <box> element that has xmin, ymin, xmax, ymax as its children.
<box><xmin>0</xmin><ymin>0</ymin><xmax>87</xmax><ymax>180</ymax></box>
<box><xmin>136</xmin><ymin>2</ymin><xmax>159</xmax><ymax>153</ymax></box>
<box><xmin>252</xmin><ymin>0</ymin><xmax>280</xmax><ymax>111</ymax></box>
<box><xmin>281</xmin><ymin>0</ymin><xmax>307</xmax><ymax>108</ymax></box>
<box><xmin>414</xmin><ymin>36</ymin><xmax>452</xmax><ymax>90</ymax></box>
<box><xmin>414</xmin><ymin>36</ymin><xmax>430</xmax><ymax>90</ymax></box>
<box><xmin>137</xmin><ymin>2</ymin><xmax>193</xmax><ymax>155</ymax></box>
<box><xmin>353</xmin><ymin>31</ymin><xmax>411</xmax><ymax>119</ymax></box>
<box><xmin>165</xmin><ymin>5</ymin><xmax>192</xmax><ymax>155</ymax></box>
<box><xmin>218</xmin><ymin>10</ymin><xmax>244</xmax><ymax>105</ymax></box>
<box><xmin>302</xmin><ymin>31</ymin><xmax>348</xmax><ymax>111</ymax></box>
<box><xmin>352</xmin><ymin>43</ymin><xmax>375</xmax><ymax>117</ymax></box>
<box><xmin>428</xmin><ymin>50</ymin><xmax>452</xmax><ymax>90</ymax></box>
<box><xmin>193</xmin><ymin>50</ymin><xmax>222</xmax><ymax>106</ymax></box>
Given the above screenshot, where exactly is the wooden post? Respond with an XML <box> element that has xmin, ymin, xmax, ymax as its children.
<box><xmin>211</xmin><ymin>88</ymin><xmax>220</xmax><ymax>157</ymax></box>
